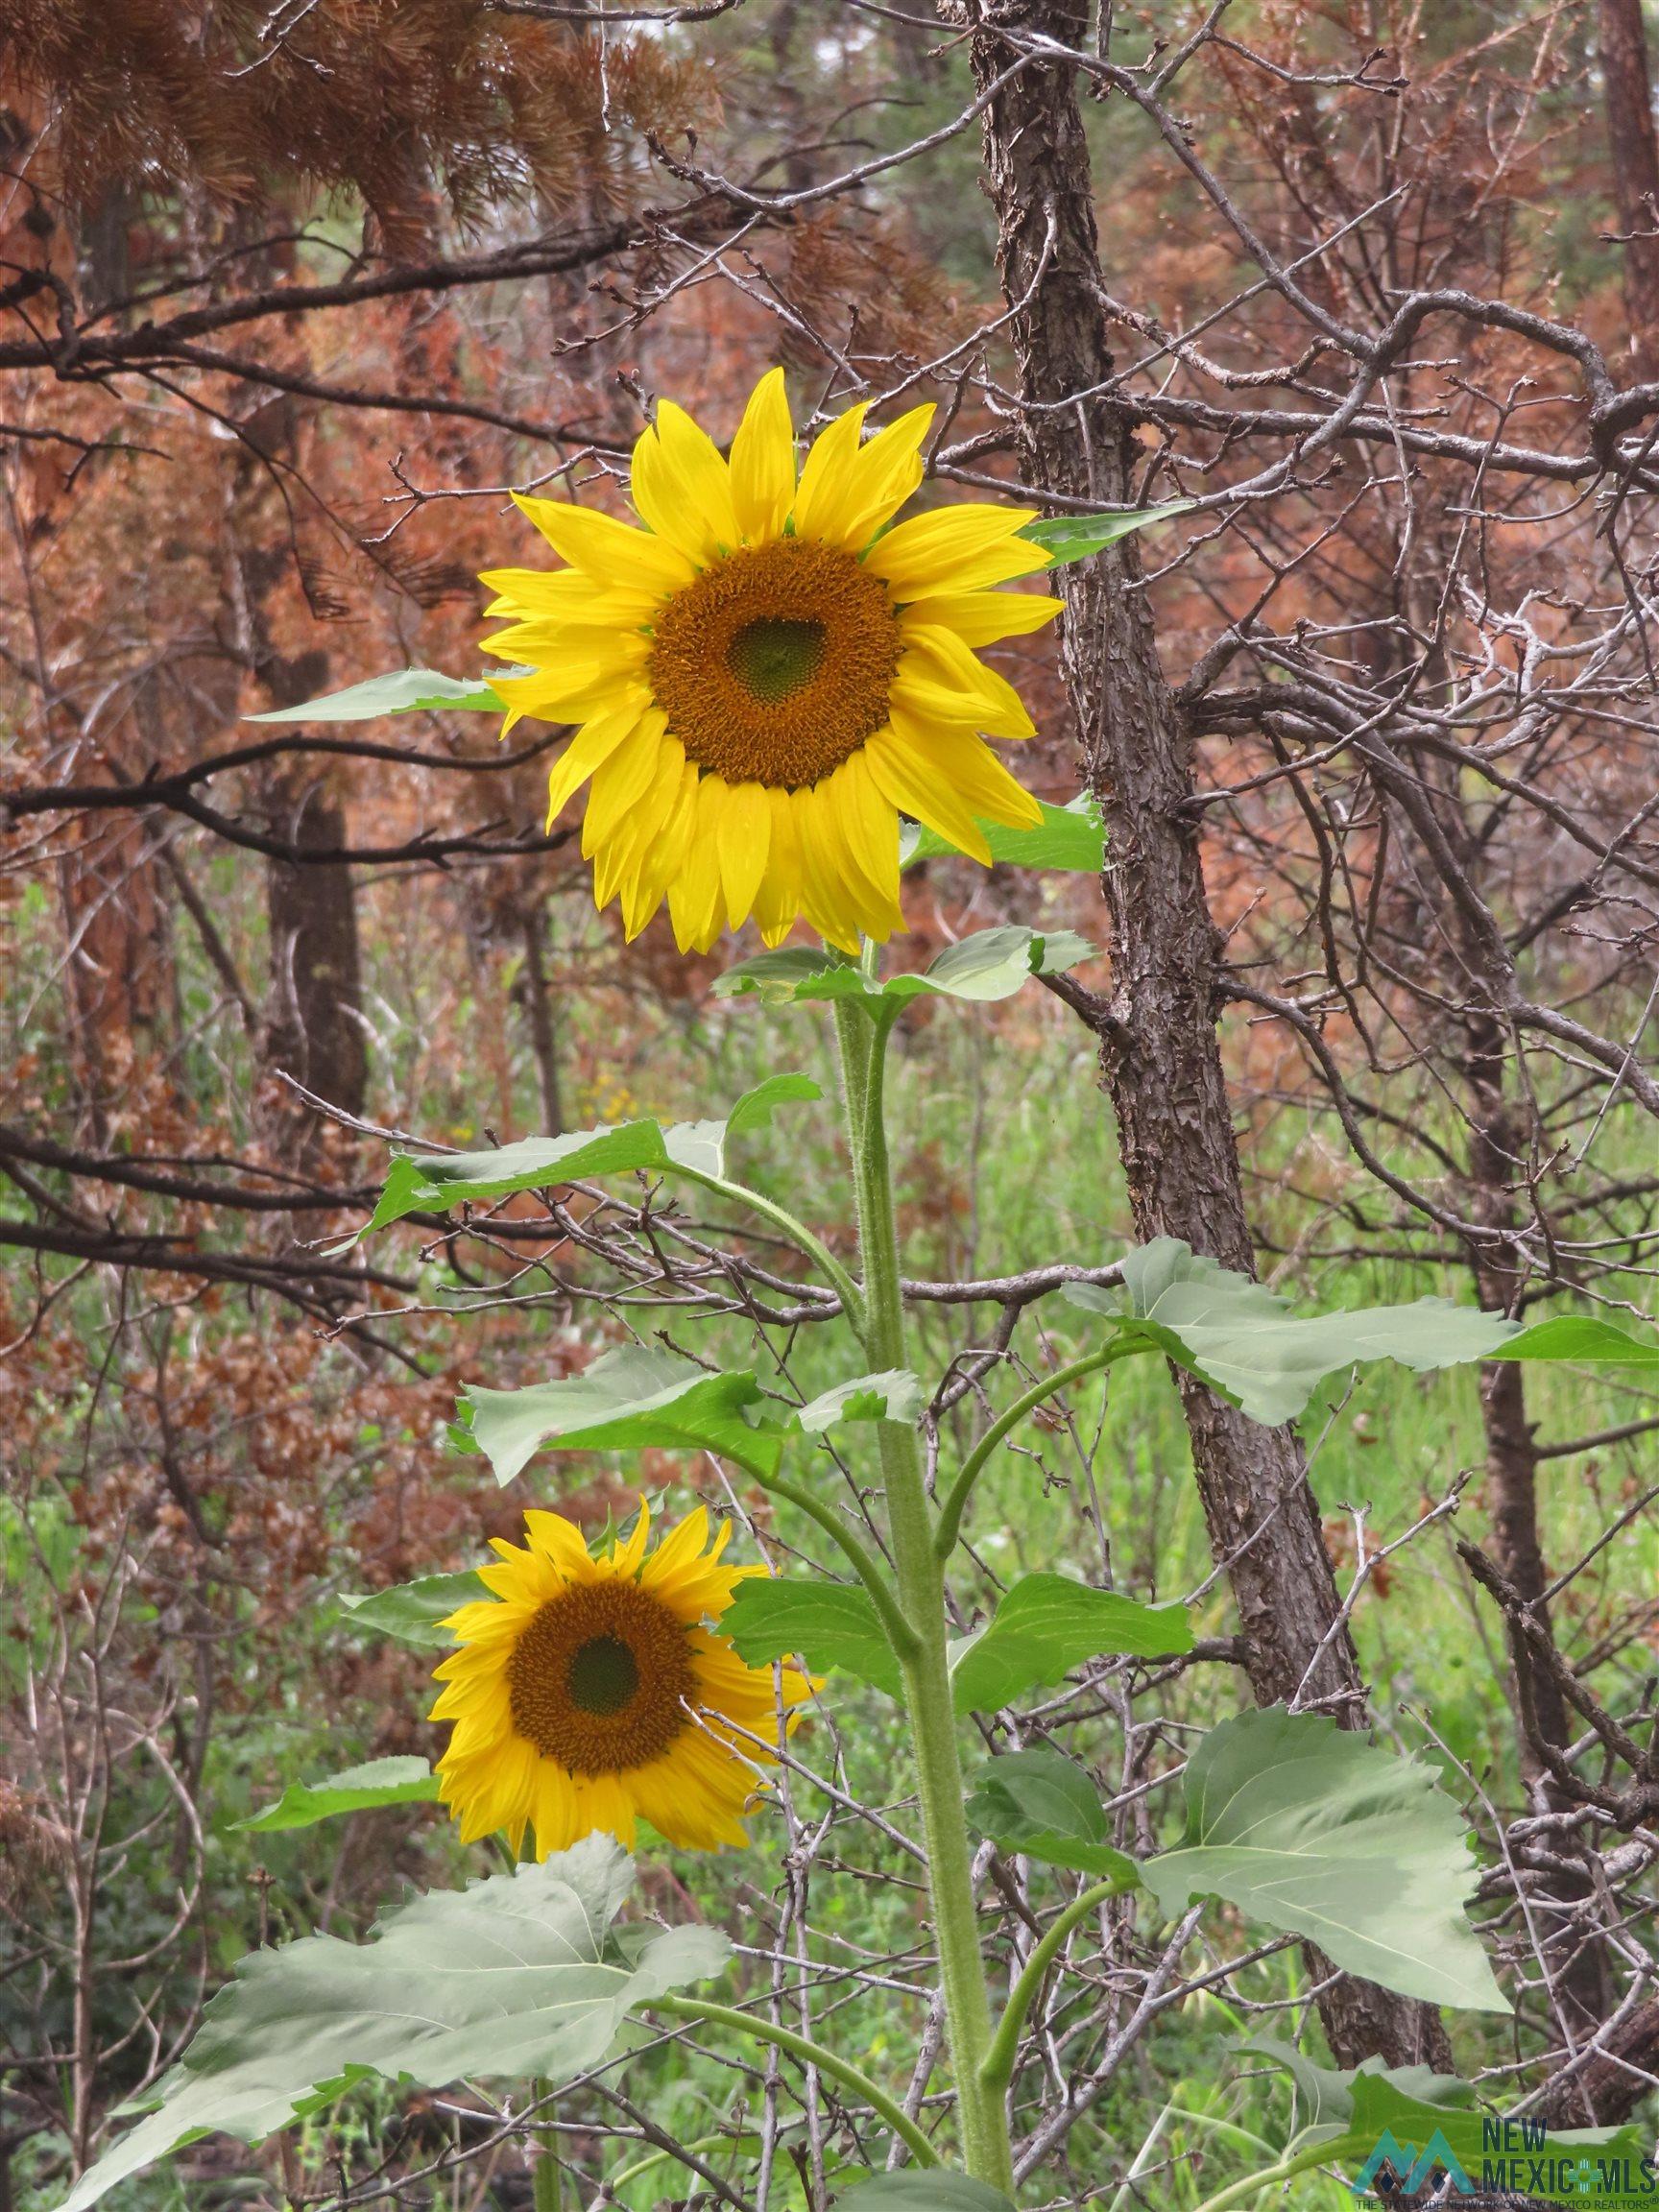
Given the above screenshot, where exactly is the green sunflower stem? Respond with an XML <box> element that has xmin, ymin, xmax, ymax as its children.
<box><xmin>831</xmin><ymin>994</ymin><xmax>1014</xmax><ymax>2196</ymax></box>
<box><xmin>529</xmin><ymin>2081</ymin><xmax>562</xmax><ymax>2212</ymax></box>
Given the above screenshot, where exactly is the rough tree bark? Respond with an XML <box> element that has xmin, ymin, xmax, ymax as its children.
<box><xmin>963</xmin><ymin>0</ymin><xmax>1449</xmax><ymax>2066</ymax></box>
<box><xmin>1459</xmin><ymin>1012</ymin><xmax>1612</xmax><ymax>2043</ymax></box>
<box><xmin>225</xmin><ymin>392</ymin><xmax>369</xmax><ymax>1122</ymax></box>
<box><xmin>1599</xmin><ymin>0</ymin><xmax>1659</xmax><ymax>362</ymax></box>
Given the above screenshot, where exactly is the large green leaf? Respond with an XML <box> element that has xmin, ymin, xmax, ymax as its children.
<box><xmin>902</xmin><ymin>795</ymin><xmax>1104</xmax><ymax>874</ymax></box>
<box><xmin>61</xmin><ymin>1837</ymin><xmax>728</xmax><ymax>2212</ymax></box>
<box><xmin>1238</xmin><ymin>2037</ymin><xmax>1473</xmax><ymax>2145</ymax></box>
<box><xmin>949</xmin><ymin>1573</ymin><xmax>1191</xmax><ymax>1714</ymax></box>
<box><xmin>336</xmin><ymin>1571</ymin><xmax>486</xmax><ymax>1647</ymax></box>
<box><xmin>1065</xmin><ymin>1241</ymin><xmax>1659</xmax><ymax>1425</ymax></box>
<box><xmin>246</xmin><ymin>667</ymin><xmax>511</xmax><ymax>722</ymax></box>
<box><xmin>835</xmin><ymin>2178</ymin><xmax>1015</xmax><ymax>2212</ymax></box>
<box><xmin>236</xmin><ymin>1758</ymin><xmax>440</xmax><ymax>1835</ymax></box>
<box><xmin>1344</xmin><ymin>2077</ymin><xmax>1653</xmax><ymax>2205</ymax></box>
<box><xmin>1496</xmin><ymin>1312</ymin><xmax>1659</xmax><ymax>1370</ymax></box>
<box><xmin>722</xmin><ymin>1579</ymin><xmax>902</xmax><ymax>1699</ymax></box>
<box><xmin>1020</xmin><ymin>502</ymin><xmax>1194</xmax><ymax>565</ymax></box>
<box><xmin>715</xmin><ymin>927</ymin><xmax>1095</xmax><ymax>1010</ymax></box>
<box><xmin>795</xmin><ymin>1369</ymin><xmax>925</xmax><ymax>1432</ymax></box>
<box><xmin>362</xmin><ymin>1073</ymin><xmax>820</xmax><ymax>1234</ymax></box>
<box><xmin>1065</xmin><ymin>1238</ymin><xmax>1519</xmax><ymax>1424</ymax></box>
<box><xmin>966</xmin><ymin>1749</ymin><xmax>1138</xmax><ymax>1882</ymax></box>
<box><xmin>1141</xmin><ymin>1708</ymin><xmax>1507</xmax><ymax>2012</ymax></box>
<box><xmin>465</xmin><ymin>1346</ymin><xmax>781</xmax><ymax>1484</ymax></box>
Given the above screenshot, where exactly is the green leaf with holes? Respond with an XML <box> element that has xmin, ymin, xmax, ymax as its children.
<box><xmin>361</xmin><ymin>1073</ymin><xmax>821</xmax><ymax>1235</ymax></box>
<box><xmin>949</xmin><ymin>1574</ymin><xmax>1191</xmax><ymax>1714</ymax></box>
<box><xmin>60</xmin><ymin>1837</ymin><xmax>730</xmax><ymax>2212</ymax></box>
<box><xmin>464</xmin><ymin>1347</ymin><xmax>780</xmax><ymax>1484</ymax></box>
<box><xmin>336</xmin><ymin>1571</ymin><xmax>486</xmax><ymax>1647</ymax></box>
<box><xmin>1020</xmin><ymin>501</ymin><xmax>1194</xmax><ymax>565</ymax></box>
<box><xmin>722</xmin><ymin>1580</ymin><xmax>902</xmax><ymax>1699</ymax></box>
<box><xmin>246</xmin><ymin>667</ymin><xmax>514</xmax><ymax>721</ymax></box>
<box><xmin>966</xmin><ymin>1749</ymin><xmax>1138</xmax><ymax>1883</ymax></box>
<box><xmin>236</xmin><ymin>1758</ymin><xmax>440</xmax><ymax>1834</ymax></box>
<box><xmin>1141</xmin><ymin>1708</ymin><xmax>1507</xmax><ymax>2012</ymax></box>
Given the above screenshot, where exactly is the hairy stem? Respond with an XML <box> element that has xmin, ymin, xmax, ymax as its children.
<box><xmin>935</xmin><ymin>1345</ymin><xmax>1137</xmax><ymax>1559</ymax></box>
<box><xmin>979</xmin><ymin>1875</ymin><xmax>1131</xmax><ymax>2099</ymax></box>
<box><xmin>650</xmin><ymin>1994</ymin><xmax>939</xmax><ymax>2168</ymax></box>
<box><xmin>832</xmin><ymin>997</ymin><xmax>1013</xmax><ymax>2191</ymax></box>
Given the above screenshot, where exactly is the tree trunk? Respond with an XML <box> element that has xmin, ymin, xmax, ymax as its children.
<box><xmin>964</xmin><ymin>0</ymin><xmax>1448</xmax><ymax>2067</ymax></box>
<box><xmin>517</xmin><ymin>901</ymin><xmax>564</xmax><ymax>1134</ymax></box>
<box><xmin>222</xmin><ymin>392</ymin><xmax>369</xmax><ymax>1124</ymax></box>
<box><xmin>1462</xmin><ymin>1013</ymin><xmax>1612</xmax><ymax>2044</ymax></box>
<box><xmin>1599</xmin><ymin>0</ymin><xmax>1659</xmax><ymax>363</ymax></box>
<box><xmin>265</xmin><ymin>779</ymin><xmax>369</xmax><ymax>1118</ymax></box>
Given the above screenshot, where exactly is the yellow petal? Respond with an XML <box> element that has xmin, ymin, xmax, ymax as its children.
<box><xmin>863</xmin><ymin>506</ymin><xmax>1046</xmax><ymax>597</ymax></box>
<box><xmin>728</xmin><ymin>369</ymin><xmax>797</xmax><ymax>542</ymax></box>
<box><xmin>790</xmin><ymin>400</ymin><xmax>870</xmax><ymax>544</ymax></box>
<box><xmin>597</xmin><ymin>735</ymin><xmax>686</xmax><ymax>910</ymax></box>
<box><xmin>631</xmin><ymin>400</ymin><xmax>740</xmax><ymax>565</ymax></box>
<box><xmin>715</xmin><ymin>779</ymin><xmax>773</xmax><ymax>926</ymax></box>
<box><xmin>805</xmin><ymin>402</ymin><xmax>935</xmax><ymax>551</ymax></box>
<box><xmin>583</xmin><ymin>711</ymin><xmax>673</xmax><ymax>851</ymax></box>
<box><xmin>754</xmin><ymin>786</ymin><xmax>803</xmax><ymax>946</ymax></box>
<box><xmin>666</xmin><ymin>787</ymin><xmax>727</xmax><ymax>951</ymax></box>
<box><xmin>898</xmin><ymin>589</ymin><xmax>1063</xmax><ymax>647</ymax></box>
<box><xmin>794</xmin><ymin>783</ymin><xmax>866</xmax><ymax>952</ymax></box>
<box><xmin>513</xmin><ymin>493</ymin><xmax>693</xmax><ymax>594</ymax></box>
<box><xmin>866</xmin><ymin>718</ymin><xmax>993</xmax><ymax>863</ymax></box>
<box><xmin>893</xmin><ymin>717</ymin><xmax>1043</xmax><ymax>831</ymax></box>
<box><xmin>542</xmin><ymin>703</ymin><xmax>644</xmax><ymax>828</ymax></box>
<box><xmin>480</xmin><ymin>567</ymin><xmax>661</xmax><ymax>625</ymax></box>
<box><xmin>894</xmin><ymin>626</ymin><xmax>1037</xmax><ymax>739</ymax></box>
<box><xmin>830</xmin><ymin>751</ymin><xmax>902</xmax><ymax>917</ymax></box>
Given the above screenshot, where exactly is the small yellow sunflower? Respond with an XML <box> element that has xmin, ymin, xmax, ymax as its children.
<box><xmin>431</xmin><ymin>1503</ymin><xmax>811</xmax><ymax>1856</ymax></box>
<box><xmin>480</xmin><ymin>371</ymin><xmax>1062</xmax><ymax>953</ymax></box>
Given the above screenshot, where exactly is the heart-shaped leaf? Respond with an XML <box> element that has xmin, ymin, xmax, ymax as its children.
<box><xmin>236</xmin><ymin>1757</ymin><xmax>440</xmax><ymax>1834</ymax></box>
<box><xmin>1064</xmin><ymin>1238</ymin><xmax>1519</xmax><ymax>1425</ymax></box>
<box><xmin>966</xmin><ymin>1748</ymin><xmax>1138</xmax><ymax>1882</ymax></box>
<box><xmin>722</xmin><ymin>1580</ymin><xmax>902</xmax><ymax>1699</ymax></box>
<box><xmin>796</xmin><ymin>1370</ymin><xmax>925</xmax><ymax>1432</ymax></box>
<box><xmin>465</xmin><ymin>1348</ymin><xmax>780</xmax><ymax>1484</ymax></box>
<box><xmin>362</xmin><ymin>1073</ymin><xmax>821</xmax><ymax>1235</ymax></box>
<box><xmin>1238</xmin><ymin>2036</ymin><xmax>1473</xmax><ymax>2145</ymax></box>
<box><xmin>1142</xmin><ymin>1708</ymin><xmax>1507</xmax><ymax>2012</ymax></box>
<box><xmin>61</xmin><ymin>1837</ymin><xmax>728</xmax><ymax>2212</ymax></box>
<box><xmin>336</xmin><ymin>1572</ymin><xmax>487</xmax><ymax>1647</ymax></box>
<box><xmin>902</xmin><ymin>795</ymin><xmax>1104</xmax><ymax>875</ymax></box>
<box><xmin>716</xmin><ymin>928</ymin><xmax>1094</xmax><ymax>1011</ymax></box>
<box><xmin>1020</xmin><ymin>501</ymin><xmax>1194</xmax><ymax>566</ymax></box>
<box><xmin>1496</xmin><ymin>1313</ymin><xmax>1659</xmax><ymax>1370</ymax></box>
<box><xmin>246</xmin><ymin>667</ymin><xmax>511</xmax><ymax>722</ymax></box>
<box><xmin>950</xmin><ymin>1574</ymin><xmax>1191</xmax><ymax>1714</ymax></box>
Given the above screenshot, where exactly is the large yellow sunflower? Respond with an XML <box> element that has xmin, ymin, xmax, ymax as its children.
<box><xmin>480</xmin><ymin>372</ymin><xmax>1061</xmax><ymax>953</ymax></box>
<box><xmin>431</xmin><ymin>1503</ymin><xmax>811</xmax><ymax>1856</ymax></box>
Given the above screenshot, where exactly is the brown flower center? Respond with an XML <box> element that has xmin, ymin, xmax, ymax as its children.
<box><xmin>645</xmin><ymin>537</ymin><xmax>902</xmax><ymax>788</ymax></box>
<box><xmin>507</xmin><ymin>1578</ymin><xmax>696</xmax><ymax>1774</ymax></box>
